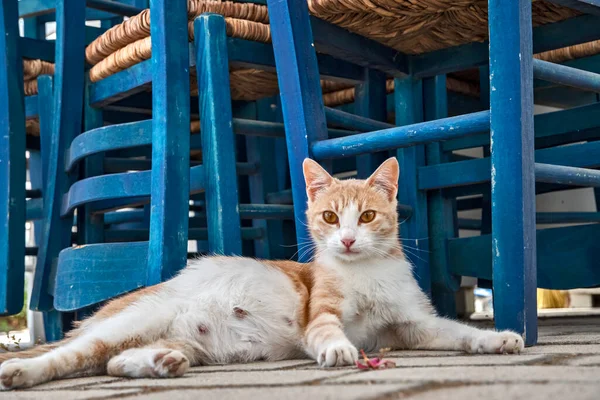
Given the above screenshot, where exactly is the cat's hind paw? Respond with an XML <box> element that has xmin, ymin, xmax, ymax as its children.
<box><xmin>0</xmin><ymin>358</ymin><xmax>41</xmax><ymax>390</ymax></box>
<box><xmin>152</xmin><ymin>350</ymin><xmax>189</xmax><ymax>378</ymax></box>
<box><xmin>469</xmin><ymin>331</ymin><xmax>524</xmax><ymax>354</ymax></box>
<box><xmin>318</xmin><ymin>341</ymin><xmax>359</xmax><ymax>367</ymax></box>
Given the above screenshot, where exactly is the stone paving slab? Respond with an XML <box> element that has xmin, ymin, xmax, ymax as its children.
<box><xmin>396</xmin><ymin>383</ymin><xmax>600</xmax><ymax>400</ymax></box>
<box><xmin>5</xmin><ymin>389</ymin><xmax>142</xmax><ymax>400</ymax></box>
<box><xmin>94</xmin><ymin>369</ymin><xmax>357</xmax><ymax>389</ymax></box>
<box><xmin>1</xmin><ymin>317</ymin><xmax>598</xmax><ymax>399</ymax></box>
<box><xmin>331</xmin><ymin>365</ymin><xmax>600</xmax><ymax>384</ymax></box>
<box><xmin>114</xmin><ymin>383</ymin><xmax>419</xmax><ymax>400</ymax></box>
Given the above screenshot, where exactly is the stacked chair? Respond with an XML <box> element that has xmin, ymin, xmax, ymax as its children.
<box><xmin>4</xmin><ymin>0</ymin><xmax>600</xmax><ymax>349</ymax></box>
<box><xmin>1</xmin><ymin>0</ymin><xmax>161</xmax><ymax>341</ymax></box>
<box><xmin>266</xmin><ymin>0</ymin><xmax>600</xmax><ymax>345</ymax></box>
<box><xmin>1</xmin><ymin>0</ymin><xmax>303</xmax><ymax>340</ymax></box>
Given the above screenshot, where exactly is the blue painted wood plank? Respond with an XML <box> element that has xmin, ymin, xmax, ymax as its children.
<box><xmin>66</xmin><ymin>120</ymin><xmax>152</xmax><ymax>171</ymax></box>
<box><xmin>30</xmin><ymin>78</ymin><xmax>54</xmax><ymax>333</ymax></box>
<box><xmin>311</xmin><ymin>111</ymin><xmax>490</xmax><ymax>160</ymax></box>
<box><xmin>62</xmin><ymin>165</ymin><xmax>206</xmax><ymax>216</ymax></box>
<box><xmin>266</xmin><ymin>0</ymin><xmax>330</xmax><ymax>261</ymax></box>
<box><xmin>535</xmin><ymin>163</ymin><xmax>600</xmax><ymax>187</ymax></box>
<box><xmin>442</xmin><ymin>102</ymin><xmax>600</xmax><ymax>152</ymax></box>
<box><xmin>19</xmin><ymin>37</ymin><xmax>55</xmax><ymax>62</ymax></box>
<box><xmin>477</xmin><ymin>66</ymin><xmax>493</xmax><ymax>290</ymax></box>
<box><xmin>146</xmin><ymin>0</ymin><xmax>191</xmax><ymax>283</ymax></box>
<box><xmin>104</xmin><ymin>227</ymin><xmax>264</xmax><ymax>243</ymax></box>
<box><xmin>419</xmin><ymin>141</ymin><xmax>600</xmax><ymax>190</ymax></box>
<box><xmin>448</xmin><ymin>224</ymin><xmax>600</xmax><ymax>290</ymax></box>
<box><xmin>36</xmin><ymin>76</ymin><xmax>53</xmax><ymax>184</ymax></box>
<box><xmin>26</xmin><ymin>195</ymin><xmax>44</xmax><ymax>221</ymax></box>
<box><xmin>533</xmin><ymin>59</ymin><xmax>600</xmax><ymax>93</ymax></box>
<box><xmin>325</xmin><ymin>107</ymin><xmax>393</xmax><ymax>132</ymax></box>
<box><xmin>410</xmin><ymin>15</ymin><xmax>600</xmax><ymax>79</ymax></box>
<box><xmin>31</xmin><ymin>0</ymin><xmax>87</xmax><ymax>312</ymax></box>
<box><xmin>423</xmin><ymin>75</ymin><xmax>460</xmax><ymax>316</ymax></box>
<box><xmin>246</xmin><ymin>98</ymin><xmax>287</xmax><ymax>258</ymax></box>
<box><xmin>227</xmin><ymin>38</ymin><xmax>363</xmax><ymax>83</ymax></box>
<box><xmin>78</xmin><ymin>78</ymin><xmax>106</xmax><ymax>245</ymax></box>
<box><xmin>23</xmin><ymin>14</ymin><xmax>44</xmax><ymax>39</ymax></box>
<box><xmin>309</xmin><ymin>17</ymin><xmax>408</xmax><ymax>76</ymax></box>
<box><xmin>355</xmin><ymin>69</ymin><xmax>388</xmax><ymax>178</ymax></box>
<box><xmin>266</xmin><ymin>189</ymin><xmax>293</xmax><ymax>205</ymax></box>
<box><xmin>195</xmin><ymin>14</ymin><xmax>242</xmax><ymax>256</ymax></box>
<box><xmin>87</xmin><ymin>0</ymin><xmax>144</xmax><ymax>16</ymax></box>
<box><xmin>25</xmin><ymin>95</ymin><xmax>39</xmax><ymax>118</ymax></box>
<box><xmin>544</xmin><ymin>0</ymin><xmax>600</xmax><ymax>16</ymax></box>
<box><xmin>394</xmin><ymin>77</ymin><xmax>430</xmax><ymax>294</ymax></box>
<box><xmin>535</xmin><ymin>212</ymin><xmax>600</xmax><ymax>224</ymax></box>
<box><xmin>0</xmin><ymin>0</ymin><xmax>27</xmax><ymax>315</ymax></box>
<box><xmin>54</xmin><ymin>242</ymin><xmax>149</xmax><ymax>311</ymax></box>
<box><xmin>489</xmin><ymin>0</ymin><xmax>537</xmax><ymax>345</ymax></box>
<box><xmin>89</xmin><ymin>59</ymin><xmax>152</xmax><ymax>107</ymax></box>
<box><xmin>19</xmin><ymin>0</ymin><xmax>143</xmax><ymax>18</ymax></box>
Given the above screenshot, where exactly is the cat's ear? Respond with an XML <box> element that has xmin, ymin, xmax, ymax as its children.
<box><xmin>303</xmin><ymin>158</ymin><xmax>333</xmax><ymax>202</ymax></box>
<box><xmin>366</xmin><ymin>157</ymin><xmax>399</xmax><ymax>201</ymax></box>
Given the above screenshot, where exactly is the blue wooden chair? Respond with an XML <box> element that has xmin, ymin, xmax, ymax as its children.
<box><xmin>26</xmin><ymin>0</ymin><xmax>313</xmax><ymax>340</ymax></box>
<box><xmin>0</xmin><ymin>0</ymin><xmax>153</xmax><ymax>341</ymax></box>
<box><xmin>266</xmin><ymin>0</ymin><xmax>600</xmax><ymax>345</ymax></box>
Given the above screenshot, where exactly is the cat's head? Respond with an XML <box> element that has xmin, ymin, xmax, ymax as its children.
<box><xmin>303</xmin><ymin>157</ymin><xmax>401</xmax><ymax>263</ymax></box>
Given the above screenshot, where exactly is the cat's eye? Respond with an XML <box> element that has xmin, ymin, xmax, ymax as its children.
<box><xmin>360</xmin><ymin>210</ymin><xmax>376</xmax><ymax>223</ymax></box>
<box><xmin>322</xmin><ymin>211</ymin><xmax>339</xmax><ymax>224</ymax></box>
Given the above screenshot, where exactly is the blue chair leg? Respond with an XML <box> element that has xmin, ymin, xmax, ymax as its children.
<box><xmin>194</xmin><ymin>14</ymin><xmax>242</xmax><ymax>256</ymax></box>
<box><xmin>147</xmin><ymin>0</ymin><xmax>191</xmax><ymax>284</ymax></box>
<box><xmin>31</xmin><ymin>0</ymin><xmax>86</xmax><ymax>312</ymax></box>
<box><xmin>266</xmin><ymin>0</ymin><xmax>329</xmax><ymax>261</ymax></box>
<box><xmin>355</xmin><ymin>69</ymin><xmax>388</xmax><ymax>178</ymax></box>
<box><xmin>424</xmin><ymin>75</ymin><xmax>460</xmax><ymax>316</ymax></box>
<box><xmin>489</xmin><ymin>0</ymin><xmax>537</xmax><ymax>345</ymax></box>
<box><xmin>250</xmin><ymin>98</ymin><xmax>286</xmax><ymax>259</ymax></box>
<box><xmin>33</xmin><ymin>76</ymin><xmax>64</xmax><ymax>342</ymax></box>
<box><xmin>394</xmin><ymin>77</ymin><xmax>431</xmax><ymax>294</ymax></box>
<box><xmin>0</xmin><ymin>0</ymin><xmax>26</xmax><ymax>315</ymax></box>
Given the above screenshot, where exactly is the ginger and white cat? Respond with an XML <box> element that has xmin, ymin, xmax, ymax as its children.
<box><xmin>0</xmin><ymin>157</ymin><xmax>523</xmax><ymax>390</ymax></box>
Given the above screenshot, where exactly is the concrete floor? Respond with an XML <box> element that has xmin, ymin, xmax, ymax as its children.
<box><xmin>3</xmin><ymin>316</ymin><xmax>600</xmax><ymax>399</ymax></box>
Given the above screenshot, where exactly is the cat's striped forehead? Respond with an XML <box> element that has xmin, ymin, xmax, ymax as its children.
<box><xmin>311</xmin><ymin>178</ymin><xmax>395</xmax><ymax>214</ymax></box>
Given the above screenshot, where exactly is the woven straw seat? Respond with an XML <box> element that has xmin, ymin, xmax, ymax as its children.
<box><xmin>308</xmin><ymin>0</ymin><xmax>580</xmax><ymax>55</ymax></box>
<box><xmin>22</xmin><ymin>59</ymin><xmax>55</xmax><ymax>136</ymax></box>
<box><xmin>23</xmin><ymin>59</ymin><xmax>54</xmax><ymax>97</ymax></box>
<box><xmin>86</xmin><ymin>0</ymin><xmax>278</xmax><ymax>101</ymax></box>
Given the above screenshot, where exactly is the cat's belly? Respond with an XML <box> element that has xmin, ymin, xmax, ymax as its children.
<box><xmin>166</xmin><ymin>257</ymin><xmax>305</xmax><ymax>364</ymax></box>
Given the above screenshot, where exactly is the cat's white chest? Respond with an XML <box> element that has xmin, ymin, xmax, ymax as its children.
<box><xmin>333</xmin><ymin>259</ymin><xmax>414</xmax><ymax>349</ymax></box>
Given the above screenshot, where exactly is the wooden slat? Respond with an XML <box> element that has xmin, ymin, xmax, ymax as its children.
<box><xmin>448</xmin><ymin>224</ymin><xmax>600</xmax><ymax>290</ymax></box>
<box><xmin>394</xmin><ymin>78</ymin><xmax>431</xmax><ymax>294</ymax></box>
<box><xmin>544</xmin><ymin>0</ymin><xmax>600</xmax><ymax>16</ymax></box>
<box><xmin>423</xmin><ymin>75</ymin><xmax>460</xmax><ymax>316</ymax></box>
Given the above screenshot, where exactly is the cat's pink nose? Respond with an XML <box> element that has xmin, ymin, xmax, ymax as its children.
<box><xmin>341</xmin><ymin>238</ymin><xmax>356</xmax><ymax>249</ymax></box>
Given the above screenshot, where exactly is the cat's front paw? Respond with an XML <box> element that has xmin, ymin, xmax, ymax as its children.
<box><xmin>469</xmin><ymin>331</ymin><xmax>524</xmax><ymax>354</ymax></box>
<box><xmin>317</xmin><ymin>340</ymin><xmax>358</xmax><ymax>367</ymax></box>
